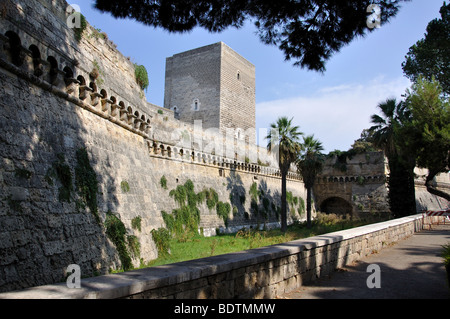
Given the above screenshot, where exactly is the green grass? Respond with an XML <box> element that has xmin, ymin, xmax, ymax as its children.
<box><xmin>142</xmin><ymin>213</ymin><xmax>390</xmax><ymax>269</ymax></box>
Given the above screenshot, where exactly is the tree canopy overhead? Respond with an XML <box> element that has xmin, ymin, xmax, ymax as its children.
<box><xmin>93</xmin><ymin>0</ymin><xmax>407</xmax><ymax>71</ymax></box>
<box><xmin>402</xmin><ymin>2</ymin><xmax>450</xmax><ymax>96</ymax></box>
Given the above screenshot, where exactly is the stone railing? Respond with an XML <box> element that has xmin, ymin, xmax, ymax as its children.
<box><xmin>316</xmin><ymin>175</ymin><xmax>386</xmax><ymax>184</ymax></box>
<box><xmin>0</xmin><ymin>214</ymin><xmax>434</xmax><ymax>299</ymax></box>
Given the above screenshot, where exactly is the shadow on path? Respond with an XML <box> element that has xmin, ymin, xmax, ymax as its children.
<box><xmin>282</xmin><ymin>225</ymin><xmax>450</xmax><ymax>299</ymax></box>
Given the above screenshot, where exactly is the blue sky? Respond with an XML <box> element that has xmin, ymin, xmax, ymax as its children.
<box><xmin>74</xmin><ymin>0</ymin><xmax>444</xmax><ymax>153</ymax></box>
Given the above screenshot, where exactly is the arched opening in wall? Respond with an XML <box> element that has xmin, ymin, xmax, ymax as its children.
<box><xmin>47</xmin><ymin>56</ymin><xmax>59</xmax><ymax>84</ymax></box>
<box><xmin>5</xmin><ymin>31</ymin><xmax>24</xmax><ymax>67</ymax></box>
<box><xmin>29</xmin><ymin>45</ymin><xmax>43</xmax><ymax>77</ymax></box>
<box><xmin>77</xmin><ymin>75</ymin><xmax>86</xmax><ymax>86</ymax></box>
<box><xmin>320</xmin><ymin>197</ymin><xmax>353</xmax><ymax>216</ymax></box>
<box><xmin>77</xmin><ymin>75</ymin><xmax>87</xmax><ymax>99</ymax></box>
<box><xmin>63</xmin><ymin>66</ymin><xmax>74</xmax><ymax>86</ymax></box>
<box><xmin>100</xmin><ymin>89</ymin><xmax>107</xmax><ymax>99</ymax></box>
<box><xmin>89</xmin><ymin>81</ymin><xmax>97</xmax><ymax>93</ymax></box>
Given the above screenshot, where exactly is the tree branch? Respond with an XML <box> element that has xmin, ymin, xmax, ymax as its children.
<box><xmin>425</xmin><ymin>171</ymin><xmax>450</xmax><ymax>202</ymax></box>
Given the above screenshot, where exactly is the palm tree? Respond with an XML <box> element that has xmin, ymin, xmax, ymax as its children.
<box><xmin>369</xmin><ymin>98</ymin><xmax>410</xmax><ymax>159</ymax></box>
<box><xmin>296</xmin><ymin>135</ymin><xmax>324</xmax><ymax>229</ymax></box>
<box><xmin>266</xmin><ymin>117</ymin><xmax>303</xmax><ymax>232</ymax></box>
<box><xmin>369</xmin><ymin>98</ymin><xmax>416</xmax><ymax>217</ymax></box>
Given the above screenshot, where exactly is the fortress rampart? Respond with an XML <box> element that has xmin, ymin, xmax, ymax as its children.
<box><xmin>1</xmin><ymin>0</ymin><xmax>447</xmax><ymax>294</ymax></box>
<box><xmin>0</xmin><ymin>0</ymin><xmax>305</xmax><ymax>292</ymax></box>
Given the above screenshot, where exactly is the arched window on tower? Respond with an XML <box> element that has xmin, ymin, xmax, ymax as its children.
<box><xmin>193</xmin><ymin>99</ymin><xmax>200</xmax><ymax>111</ymax></box>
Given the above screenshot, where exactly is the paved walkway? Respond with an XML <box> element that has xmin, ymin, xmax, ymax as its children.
<box><xmin>282</xmin><ymin>224</ymin><xmax>450</xmax><ymax>299</ymax></box>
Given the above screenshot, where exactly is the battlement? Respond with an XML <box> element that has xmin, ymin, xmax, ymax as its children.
<box><xmin>0</xmin><ymin>0</ymin><xmax>279</xmax><ymax>172</ymax></box>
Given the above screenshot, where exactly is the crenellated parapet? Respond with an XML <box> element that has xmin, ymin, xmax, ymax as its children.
<box><xmin>0</xmin><ymin>29</ymin><xmax>154</xmax><ymax>136</ymax></box>
<box><xmin>0</xmin><ymin>26</ymin><xmax>302</xmax><ymax>182</ymax></box>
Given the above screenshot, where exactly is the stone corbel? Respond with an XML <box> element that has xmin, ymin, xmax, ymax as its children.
<box><xmin>119</xmin><ymin>105</ymin><xmax>128</xmax><ymax>122</ymax></box>
<box><xmin>127</xmin><ymin>112</ymin><xmax>136</xmax><ymax>126</ymax></box>
<box><xmin>65</xmin><ymin>78</ymin><xmax>80</xmax><ymax>95</ymax></box>
<box><xmin>79</xmin><ymin>84</ymin><xmax>92</xmax><ymax>100</ymax></box>
<box><xmin>101</xmin><ymin>97</ymin><xmax>113</xmax><ymax>113</ymax></box>
<box><xmin>90</xmin><ymin>91</ymin><xmax>103</xmax><ymax>106</ymax></box>
<box><xmin>133</xmin><ymin>117</ymin><xmax>143</xmax><ymax>130</ymax></box>
<box><xmin>110</xmin><ymin>102</ymin><xmax>119</xmax><ymax>118</ymax></box>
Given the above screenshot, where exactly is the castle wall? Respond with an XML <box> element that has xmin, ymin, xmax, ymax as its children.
<box><xmin>315</xmin><ymin>152</ymin><xmax>390</xmax><ymax>217</ymax></box>
<box><xmin>0</xmin><ymin>0</ymin><xmax>306</xmax><ymax>292</ymax></box>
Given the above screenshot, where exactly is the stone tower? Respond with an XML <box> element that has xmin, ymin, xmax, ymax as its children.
<box><xmin>164</xmin><ymin>42</ymin><xmax>256</xmax><ymax>145</ymax></box>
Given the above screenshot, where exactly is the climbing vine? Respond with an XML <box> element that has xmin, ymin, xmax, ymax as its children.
<box><xmin>75</xmin><ymin>148</ymin><xmax>99</xmax><ymax>224</ymax></box>
<box><xmin>104</xmin><ymin>211</ymin><xmax>133</xmax><ymax>271</ymax></box>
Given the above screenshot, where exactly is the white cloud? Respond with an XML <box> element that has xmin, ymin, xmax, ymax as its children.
<box><xmin>255</xmin><ymin>76</ymin><xmax>412</xmax><ymax>153</ymax></box>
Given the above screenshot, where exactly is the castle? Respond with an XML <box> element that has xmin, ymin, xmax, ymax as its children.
<box><xmin>0</xmin><ymin>0</ymin><xmax>447</xmax><ymax>293</ymax></box>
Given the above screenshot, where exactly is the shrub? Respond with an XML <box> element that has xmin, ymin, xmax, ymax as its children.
<box><xmin>131</xmin><ymin>216</ymin><xmax>142</xmax><ymax>232</ymax></box>
<box><xmin>134</xmin><ymin>64</ymin><xmax>149</xmax><ymax>91</ymax></box>
<box><xmin>74</xmin><ymin>13</ymin><xmax>87</xmax><ymax>42</ymax></box>
<box><xmin>120</xmin><ymin>181</ymin><xmax>130</xmax><ymax>193</ymax></box>
<box><xmin>442</xmin><ymin>243</ymin><xmax>450</xmax><ymax>268</ymax></box>
<box><xmin>160</xmin><ymin>175</ymin><xmax>168</xmax><ymax>190</ymax></box>
<box><xmin>216</xmin><ymin>201</ymin><xmax>231</xmax><ymax>227</ymax></box>
<box><xmin>151</xmin><ymin>228</ymin><xmax>171</xmax><ymax>257</ymax></box>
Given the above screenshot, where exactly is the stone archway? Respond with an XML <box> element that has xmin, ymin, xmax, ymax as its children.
<box><xmin>320</xmin><ymin>197</ymin><xmax>353</xmax><ymax>216</ymax></box>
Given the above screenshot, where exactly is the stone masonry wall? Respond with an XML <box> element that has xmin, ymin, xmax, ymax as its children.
<box><xmin>0</xmin><ymin>0</ymin><xmax>306</xmax><ymax>292</ymax></box>
<box><xmin>0</xmin><ymin>214</ymin><xmax>432</xmax><ymax>299</ymax></box>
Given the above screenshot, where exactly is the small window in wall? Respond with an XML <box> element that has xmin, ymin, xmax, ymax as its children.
<box><xmin>237</xmin><ymin>71</ymin><xmax>241</xmax><ymax>81</ymax></box>
<box><xmin>235</xmin><ymin>128</ymin><xmax>244</xmax><ymax>140</ymax></box>
<box><xmin>192</xmin><ymin>99</ymin><xmax>200</xmax><ymax>111</ymax></box>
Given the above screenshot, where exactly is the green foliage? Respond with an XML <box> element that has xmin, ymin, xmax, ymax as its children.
<box><xmin>402</xmin><ymin>3</ymin><xmax>449</xmax><ymax>96</ymax></box>
<box><xmin>134</xmin><ymin>64</ymin><xmax>149</xmax><ymax>91</ymax></box>
<box><xmin>164</xmin><ymin>180</ymin><xmax>203</xmax><ymax>240</ymax></box>
<box><xmin>74</xmin><ymin>13</ymin><xmax>87</xmax><ymax>42</ymax></box>
<box><xmin>94</xmin><ymin>1</ymin><xmax>404</xmax><ymax>71</ymax></box>
<box><xmin>127</xmin><ymin>235</ymin><xmax>141</xmax><ymax>258</ymax></box>
<box><xmin>75</xmin><ymin>148</ymin><xmax>99</xmax><ymax>223</ymax></box>
<box><xmin>160</xmin><ymin>175</ymin><xmax>168</xmax><ymax>190</ymax></box>
<box><xmin>249</xmin><ymin>182</ymin><xmax>260</xmax><ymax>202</ymax></box>
<box><xmin>131</xmin><ymin>216</ymin><xmax>142</xmax><ymax>232</ymax></box>
<box><xmin>216</xmin><ymin>201</ymin><xmax>231</xmax><ymax>227</ymax></box>
<box><xmin>298</xmin><ymin>198</ymin><xmax>305</xmax><ymax>216</ymax></box>
<box><xmin>204</xmin><ymin>188</ymin><xmax>219</xmax><ymax>210</ymax></box>
<box><xmin>442</xmin><ymin>243</ymin><xmax>450</xmax><ymax>267</ymax></box>
<box><xmin>369</xmin><ymin>98</ymin><xmax>417</xmax><ymax>217</ymax></box>
<box><xmin>120</xmin><ymin>181</ymin><xmax>130</xmax><ymax>193</ymax></box>
<box><xmin>404</xmin><ymin>77</ymin><xmax>449</xmax><ymax>175</ymax></box>
<box><xmin>151</xmin><ymin>228</ymin><xmax>171</xmax><ymax>257</ymax></box>
<box><xmin>105</xmin><ymin>212</ymin><xmax>133</xmax><ymax>271</ymax></box>
<box><xmin>146</xmin><ymin>213</ymin><xmax>390</xmax><ymax>268</ymax></box>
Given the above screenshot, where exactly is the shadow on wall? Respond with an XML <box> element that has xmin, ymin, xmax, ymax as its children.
<box><xmin>226</xmin><ymin>170</ymin><xmax>283</xmax><ymax>228</ymax></box>
<box><xmin>0</xmin><ymin>4</ymin><xmax>125</xmax><ymax>292</ymax></box>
